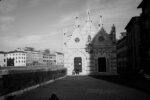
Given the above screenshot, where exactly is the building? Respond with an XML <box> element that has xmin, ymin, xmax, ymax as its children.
<box><xmin>43</xmin><ymin>53</ymin><xmax>56</xmax><ymax>66</ymax></box>
<box><xmin>0</xmin><ymin>51</ymin><xmax>7</xmax><ymax>67</ymax></box>
<box><xmin>63</xmin><ymin>11</ymin><xmax>117</xmax><ymax>75</ymax></box>
<box><xmin>25</xmin><ymin>48</ymin><xmax>56</xmax><ymax>67</ymax></box>
<box><xmin>55</xmin><ymin>52</ymin><xmax>64</xmax><ymax>65</ymax></box>
<box><xmin>25</xmin><ymin>51</ymin><xmax>43</xmax><ymax>67</ymax></box>
<box><xmin>117</xmin><ymin>0</ymin><xmax>150</xmax><ymax>75</ymax></box>
<box><xmin>7</xmin><ymin>51</ymin><xmax>26</xmax><ymax>67</ymax></box>
<box><xmin>138</xmin><ymin>0</ymin><xmax>150</xmax><ymax>74</ymax></box>
<box><xmin>117</xmin><ymin>33</ymin><xmax>128</xmax><ymax>74</ymax></box>
<box><xmin>125</xmin><ymin>17</ymin><xmax>142</xmax><ymax>74</ymax></box>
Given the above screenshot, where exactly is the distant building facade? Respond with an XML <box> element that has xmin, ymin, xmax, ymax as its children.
<box><xmin>63</xmin><ymin>11</ymin><xmax>117</xmax><ymax>75</ymax></box>
<box><xmin>43</xmin><ymin>53</ymin><xmax>56</xmax><ymax>66</ymax></box>
<box><xmin>25</xmin><ymin>49</ymin><xmax>60</xmax><ymax>67</ymax></box>
<box><xmin>7</xmin><ymin>51</ymin><xmax>26</xmax><ymax>67</ymax></box>
<box><xmin>0</xmin><ymin>52</ymin><xmax>7</xmax><ymax>67</ymax></box>
<box><xmin>0</xmin><ymin>47</ymin><xmax>63</xmax><ymax>67</ymax></box>
<box><xmin>26</xmin><ymin>51</ymin><xmax>43</xmax><ymax>67</ymax></box>
<box><xmin>55</xmin><ymin>52</ymin><xmax>64</xmax><ymax>65</ymax></box>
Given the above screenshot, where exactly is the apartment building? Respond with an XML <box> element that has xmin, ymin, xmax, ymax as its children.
<box><xmin>7</xmin><ymin>51</ymin><xmax>26</xmax><ymax>67</ymax></box>
<box><xmin>0</xmin><ymin>51</ymin><xmax>7</xmax><ymax>67</ymax></box>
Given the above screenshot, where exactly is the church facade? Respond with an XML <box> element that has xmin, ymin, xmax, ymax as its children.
<box><xmin>63</xmin><ymin>11</ymin><xmax>117</xmax><ymax>75</ymax></box>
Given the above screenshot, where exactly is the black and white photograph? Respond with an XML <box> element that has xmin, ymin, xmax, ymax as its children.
<box><xmin>0</xmin><ymin>0</ymin><xmax>150</xmax><ymax>100</ymax></box>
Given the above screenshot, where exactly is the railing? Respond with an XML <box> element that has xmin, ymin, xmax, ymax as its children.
<box><xmin>0</xmin><ymin>66</ymin><xmax>67</xmax><ymax>96</ymax></box>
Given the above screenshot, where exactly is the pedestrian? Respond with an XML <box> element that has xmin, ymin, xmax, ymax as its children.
<box><xmin>75</xmin><ymin>69</ymin><xmax>78</xmax><ymax>75</ymax></box>
<box><xmin>76</xmin><ymin>69</ymin><xmax>79</xmax><ymax>75</ymax></box>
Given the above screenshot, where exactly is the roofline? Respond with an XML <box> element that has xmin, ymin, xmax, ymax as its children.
<box><xmin>43</xmin><ymin>54</ymin><xmax>56</xmax><ymax>56</ymax></box>
<box><xmin>0</xmin><ymin>51</ymin><xmax>7</xmax><ymax>54</ymax></box>
<box><xmin>55</xmin><ymin>52</ymin><xmax>64</xmax><ymax>55</ymax></box>
<box><xmin>125</xmin><ymin>16</ymin><xmax>140</xmax><ymax>29</ymax></box>
<box><xmin>137</xmin><ymin>0</ymin><xmax>143</xmax><ymax>8</ymax></box>
<box><xmin>137</xmin><ymin>0</ymin><xmax>148</xmax><ymax>8</ymax></box>
<box><xmin>8</xmin><ymin>51</ymin><xmax>26</xmax><ymax>53</ymax></box>
<box><xmin>117</xmin><ymin>36</ymin><xmax>127</xmax><ymax>44</ymax></box>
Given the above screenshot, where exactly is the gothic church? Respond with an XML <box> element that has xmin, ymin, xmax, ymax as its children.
<box><xmin>63</xmin><ymin>11</ymin><xmax>117</xmax><ymax>75</ymax></box>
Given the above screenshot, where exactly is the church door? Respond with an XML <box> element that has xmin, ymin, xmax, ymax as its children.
<box><xmin>98</xmin><ymin>57</ymin><xmax>106</xmax><ymax>72</ymax></box>
<box><xmin>74</xmin><ymin>57</ymin><xmax>82</xmax><ymax>72</ymax></box>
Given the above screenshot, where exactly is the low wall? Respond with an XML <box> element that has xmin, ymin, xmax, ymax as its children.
<box><xmin>0</xmin><ymin>68</ymin><xmax>67</xmax><ymax>96</ymax></box>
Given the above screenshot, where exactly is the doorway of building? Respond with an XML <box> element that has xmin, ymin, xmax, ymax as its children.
<box><xmin>98</xmin><ymin>57</ymin><xmax>106</xmax><ymax>72</ymax></box>
<box><xmin>74</xmin><ymin>57</ymin><xmax>82</xmax><ymax>72</ymax></box>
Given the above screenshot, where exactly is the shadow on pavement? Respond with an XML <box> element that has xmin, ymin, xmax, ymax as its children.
<box><xmin>89</xmin><ymin>74</ymin><xmax>150</xmax><ymax>94</ymax></box>
<box><xmin>49</xmin><ymin>93</ymin><xmax>59</xmax><ymax>100</ymax></box>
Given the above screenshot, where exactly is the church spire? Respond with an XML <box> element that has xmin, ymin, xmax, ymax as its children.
<box><xmin>110</xmin><ymin>24</ymin><xmax>116</xmax><ymax>44</ymax></box>
<box><xmin>75</xmin><ymin>16</ymin><xmax>80</xmax><ymax>28</ymax></box>
<box><xmin>98</xmin><ymin>15</ymin><xmax>102</xmax><ymax>28</ymax></box>
<box><xmin>86</xmin><ymin>9</ymin><xmax>92</xmax><ymax>23</ymax></box>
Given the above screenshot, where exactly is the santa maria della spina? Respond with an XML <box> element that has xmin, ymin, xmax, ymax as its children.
<box><xmin>63</xmin><ymin>11</ymin><xmax>117</xmax><ymax>75</ymax></box>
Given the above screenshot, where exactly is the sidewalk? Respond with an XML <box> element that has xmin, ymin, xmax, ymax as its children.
<box><xmin>10</xmin><ymin>76</ymin><xmax>150</xmax><ymax>100</ymax></box>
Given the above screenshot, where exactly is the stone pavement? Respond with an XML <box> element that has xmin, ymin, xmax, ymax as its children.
<box><xmin>13</xmin><ymin>76</ymin><xmax>150</xmax><ymax>100</ymax></box>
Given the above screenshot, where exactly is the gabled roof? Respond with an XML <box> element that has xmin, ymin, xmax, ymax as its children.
<box><xmin>92</xmin><ymin>26</ymin><xmax>114</xmax><ymax>46</ymax></box>
<box><xmin>97</xmin><ymin>26</ymin><xmax>108</xmax><ymax>36</ymax></box>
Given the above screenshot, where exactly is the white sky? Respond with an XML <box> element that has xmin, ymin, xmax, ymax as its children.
<box><xmin>0</xmin><ymin>0</ymin><xmax>142</xmax><ymax>51</ymax></box>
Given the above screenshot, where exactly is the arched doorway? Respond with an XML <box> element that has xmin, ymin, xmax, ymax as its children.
<box><xmin>74</xmin><ymin>57</ymin><xmax>82</xmax><ymax>72</ymax></box>
<box><xmin>98</xmin><ymin>57</ymin><xmax>106</xmax><ymax>72</ymax></box>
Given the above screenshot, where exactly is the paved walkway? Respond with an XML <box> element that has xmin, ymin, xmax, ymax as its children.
<box><xmin>13</xmin><ymin>76</ymin><xmax>150</xmax><ymax>100</ymax></box>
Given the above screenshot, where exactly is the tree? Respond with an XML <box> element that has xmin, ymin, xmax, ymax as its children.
<box><xmin>24</xmin><ymin>47</ymin><xmax>35</xmax><ymax>51</ymax></box>
<box><xmin>44</xmin><ymin>49</ymin><xmax>50</xmax><ymax>54</ymax></box>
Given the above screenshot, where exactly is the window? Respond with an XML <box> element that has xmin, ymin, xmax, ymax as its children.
<box><xmin>4</xmin><ymin>59</ymin><xmax>5</xmax><ymax>62</ymax></box>
<box><xmin>16</xmin><ymin>61</ymin><xmax>17</xmax><ymax>63</ymax></box>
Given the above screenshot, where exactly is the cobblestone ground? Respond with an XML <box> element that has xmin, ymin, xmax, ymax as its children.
<box><xmin>13</xmin><ymin>76</ymin><xmax>150</xmax><ymax>100</ymax></box>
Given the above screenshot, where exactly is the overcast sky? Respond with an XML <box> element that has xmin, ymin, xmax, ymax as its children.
<box><xmin>0</xmin><ymin>0</ymin><xmax>141</xmax><ymax>51</ymax></box>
